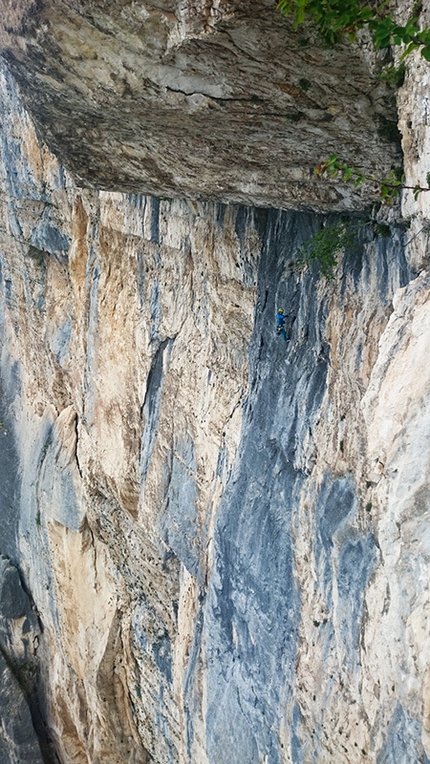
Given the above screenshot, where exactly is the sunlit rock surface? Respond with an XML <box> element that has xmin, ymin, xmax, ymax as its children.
<box><xmin>0</xmin><ymin>0</ymin><xmax>401</xmax><ymax>210</ymax></box>
<box><xmin>0</xmin><ymin>51</ymin><xmax>429</xmax><ymax>763</ymax></box>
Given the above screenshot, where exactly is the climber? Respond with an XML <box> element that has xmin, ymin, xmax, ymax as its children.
<box><xmin>276</xmin><ymin>308</ymin><xmax>287</xmax><ymax>341</ymax></box>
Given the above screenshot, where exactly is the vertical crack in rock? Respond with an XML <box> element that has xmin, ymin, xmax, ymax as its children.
<box><xmin>140</xmin><ymin>337</ymin><xmax>174</xmax><ymax>483</ymax></box>
<box><xmin>73</xmin><ymin>413</ymin><xmax>83</xmax><ymax>479</ymax></box>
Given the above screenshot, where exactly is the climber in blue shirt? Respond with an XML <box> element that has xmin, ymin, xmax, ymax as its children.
<box><xmin>277</xmin><ymin>308</ymin><xmax>287</xmax><ymax>341</ymax></box>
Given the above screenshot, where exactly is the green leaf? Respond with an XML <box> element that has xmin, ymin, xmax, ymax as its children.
<box><xmin>373</xmin><ymin>32</ymin><xmax>392</xmax><ymax>49</ymax></box>
<box><xmin>402</xmin><ymin>41</ymin><xmax>420</xmax><ymax>58</ymax></box>
<box><xmin>421</xmin><ymin>46</ymin><xmax>430</xmax><ymax>61</ymax></box>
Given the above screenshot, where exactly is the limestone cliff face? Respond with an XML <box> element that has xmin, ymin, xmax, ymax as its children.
<box><xmin>0</xmin><ymin>0</ymin><xmax>400</xmax><ymax>210</ymax></box>
<box><xmin>0</xmin><ymin>6</ymin><xmax>430</xmax><ymax>764</ymax></box>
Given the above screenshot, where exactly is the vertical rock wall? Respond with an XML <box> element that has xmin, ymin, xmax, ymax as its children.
<box><xmin>0</xmin><ymin>53</ymin><xmax>429</xmax><ymax>764</ymax></box>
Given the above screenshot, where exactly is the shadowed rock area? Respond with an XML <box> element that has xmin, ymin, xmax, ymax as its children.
<box><xmin>0</xmin><ymin>559</ymin><xmax>44</xmax><ymax>763</ymax></box>
<box><xmin>0</xmin><ymin>652</ymin><xmax>42</xmax><ymax>764</ymax></box>
<box><xmin>0</xmin><ymin>391</ymin><xmax>20</xmax><ymax>564</ymax></box>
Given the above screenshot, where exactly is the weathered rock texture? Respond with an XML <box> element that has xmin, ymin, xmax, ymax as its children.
<box><xmin>0</xmin><ymin>2</ymin><xmax>430</xmax><ymax>763</ymax></box>
<box><xmin>0</xmin><ymin>558</ymin><xmax>44</xmax><ymax>763</ymax></box>
<box><xmin>0</xmin><ymin>0</ymin><xmax>401</xmax><ymax>210</ymax></box>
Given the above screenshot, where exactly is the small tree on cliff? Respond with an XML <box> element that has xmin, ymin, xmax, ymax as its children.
<box><xmin>277</xmin><ymin>0</ymin><xmax>430</xmax><ymax>61</ymax></box>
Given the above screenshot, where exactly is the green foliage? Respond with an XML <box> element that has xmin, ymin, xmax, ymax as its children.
<box><xmin>380</xmin><ymin>168</ymin><xmax>404</xmax><ymax>200</ymax></box>
<box><xmin>285</xmin><ymin>111</ymin><xmax>303</xmax><ymax>121</ymax></box>
<box><xmin>9</xmin><ymin>660</ymin><xmax>36</xmax><ymax>694</ymax></box>
<box><xmin>27</xmin><ymin>245</ymin><xmax>46</xmax><ymax>268</ymax></box>
<box><xmin>376</xmin><ymin>116</ymin><xmax>402</xmax><ymax>144</ymax></box>
<box><xmin>298</xmin><ymin>221</ymin><xmax>358</xmax><ymax>278</ymax></box>
<box><xmin>277</xmin><ymin>0</ymin><xmax>430</xmax><ymax>61</ymax></box>
<box><xmin>374</xmin><ymin>222</ymin><xmax>391</xmax><ymax>237</ymax></box>
<box><xmin>315</xmin><ymin>155</ymin><xmax>430</xmax><ymax>203</ymax></box>
<box><xmin>277</xmin><ymin>0</ymin><xmax>377</xmax><ymax>44</ymax></box>
<box><xmin>377</xmin><ymin>63</ymin><xmax>406</xmax><ymax>88</ymax></box>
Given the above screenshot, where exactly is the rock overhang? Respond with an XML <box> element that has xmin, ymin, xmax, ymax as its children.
<box><xmin>0</xmin><ymin>0</ymin><xmax>402</xmax><ymax>210</ymax></box>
